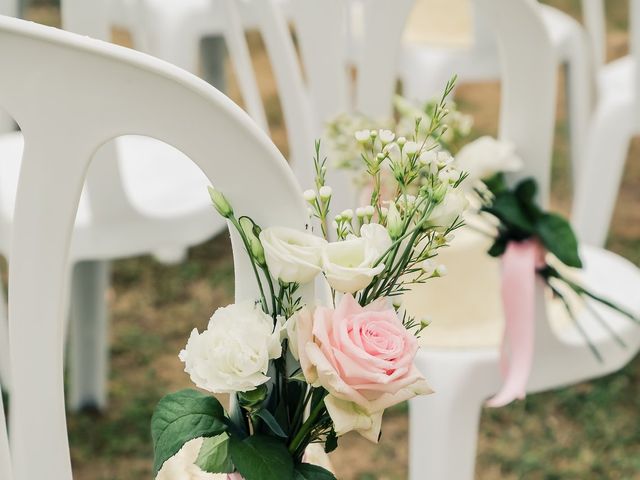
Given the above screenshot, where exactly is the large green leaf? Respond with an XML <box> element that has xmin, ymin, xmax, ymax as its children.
<box><xmin>230</xmin><ymin>435</ymin><xmax>294</xmax><ymax>480</ymax></box>
<box><xmin>152</xmin><ymin>389</ymin><xmax>227</xmax><ymax>475</ymax></box>
<box><xmin>294</xmin><ymin>463</ymin><xmax>337</xmax><ymax>480</ymax></box>
<box><xmin>196</xmin><ymin>433</ymin><xmax>234</xmax><ymax>474</ymax></box>
<box><xmin>485</xmin><ymin>192</ymin><xmax>535</xmax><ymax>234</ymax></box>
<box><xmin>536</xmin><ymin>213</ymin><xmax>583</xmax><ymax>268</ymax></box>
<box><xmin>515</xmin><ymin>178</ymin><xmax>543</xmax><ymax>221</ymax></box>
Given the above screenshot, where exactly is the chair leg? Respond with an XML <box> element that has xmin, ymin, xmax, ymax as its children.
<box><xmin>68</xmin><ymin>260</ymin><xmax>111</xmax><ymax>411</ymax></box>
<box><xmin>409</xmin><ymin>385</ymin><xmax>485</xmax><ymax>480</ymax></box>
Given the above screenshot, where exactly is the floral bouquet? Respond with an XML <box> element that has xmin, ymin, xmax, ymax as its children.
<box><xmin>152</xmin><ymin>84</ymin><xmax>470</xmax><ymax>479</ymax></box>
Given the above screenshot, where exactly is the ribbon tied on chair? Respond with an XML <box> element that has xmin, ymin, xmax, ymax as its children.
<box><xmin>487</xmin><ymin>239</ymin><xmax>545</xmax><ymax>407</ymax></box>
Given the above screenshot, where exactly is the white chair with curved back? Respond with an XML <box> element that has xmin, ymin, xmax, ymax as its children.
<box><xmin>0</xmin><ymin>14</ymin><xmax>309</xmax><ymax>479</ymax></box>
<box><xmin>572</xmin><ymin>0</ymin><xmax>640</xmax><ymax>246</ymax></box>
<box><xmin>401</xmin><ymin>0</ymin><xmax>594</xmax><ymax>191</ymax></box>
<box><xmin>0</xmin><ymin>0</ymin><xmax>248</xmax><ymax>412</ymax></box>
<box><xmin>404</xmin><ymin>0</ymin><xmax>640</xmax><ymax>478</ymax></box>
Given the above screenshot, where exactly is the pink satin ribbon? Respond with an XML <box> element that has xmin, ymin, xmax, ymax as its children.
<box><xmin>226</xmin><ymin>474</ymin><xmax>243</xmax><ymax>480</ymax></box>
<box><xmin>487</xmin><ymin>239</ymin><xmax>545</xmax><ymax>408</ymax></box>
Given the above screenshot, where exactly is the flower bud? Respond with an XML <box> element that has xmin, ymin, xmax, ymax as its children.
<box><xmin>436</xmin><ymin>264</ymin><xmax>448</xmax><ymax>277</ymax></box>
<box><xmin>341</xmin><ymin>209</ymin><xmax>354</xmax><ymax>220</ymax></box>
<box><xmin>208</xmin><ymin>186</ymin><xmax>234</xmax><ymax>218</ymax></box>
<box><xmin>421</xmin><ymin>259</ymin><xmax>436</xmax><ymax>277</ymax></box>
<box><xmin>239</xmin><ymin>217</ymin><xmax>266</xmax><ymax>267</ymax></box>
<box><xmin>396</xmin><ymin>136</ymin><xmax>407</xmax><ymax>147</ymax></box>
<box><xmin>356</xmin><ymin>207</ymin><xmax>366</xmax><ymax>218</ymax></box>
<box><xmin>404</xmin><ymin>141</ymin><xmax>420</xmax><ymax>155</ymax></box>
<box><xmin>319</xmin><ymin>186</ymin><xmax>332</xmax><ymax>200</ymax></box>
<box><xmin>379</xmin><ymin>129</ymin><xmax>395</xmax><ymax>144</ymax></box>
<box><xmin>355</xmin><ymin>129</ymin><xmax>371</xmax><ymax>143</ymax></box>
<box><xmin>238</xmin><ymin>384</ymin><xmax>268</xmax><ymax>411</ymax></box>
<box><xmin>364</xmin><ymin>205</ymin><xmax>375</xmax><ymax>218</ymax></box>
<box><xmin>303</xmin><ymin>189</ymin><xmax>317</xmax><ymax>203</ymax></box>
<box><xmin>386</xmin><ymin>202</ymin><xmax>403</xmax><ymax>239</ymax></box>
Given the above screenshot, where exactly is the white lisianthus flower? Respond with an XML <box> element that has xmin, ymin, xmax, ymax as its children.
<box><xmin>455</xmin><ymin>136</ymin><xmax>523</xmax><ymax>186</ymax></box>
<box><xmin>359</xmin><ymin>223</ymin><xmax>393</xmax><ymax>257</ymax></box>
<box><xmin>427</xmin><ymin>189</ymin><xmax>469</xmax><ymax>230</ymax></box>
<box><xmin>322</xmin><ymin>224</ymin><xmax>391</xmax><ymax>293</ymax></box>
<box><xmin>259</xmin><ymin>227</ymin><xmax>326</xmax><ymax>284</ymax></box>
<box><xmin>179</xmin><ymin>302</ymin><xmax>282</xmax><ymax>394</ymax></box>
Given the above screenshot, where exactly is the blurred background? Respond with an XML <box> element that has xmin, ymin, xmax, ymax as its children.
<box><xmin>14</xmin><ymin>0</ymin><xmax>640</xmax><ymax>478</ymax></box>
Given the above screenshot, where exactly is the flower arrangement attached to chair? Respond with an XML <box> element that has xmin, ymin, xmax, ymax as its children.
<box><xmin>326</xmin><ymin>76</ymin><xmax>639</xmax><ymax>410</ymax></box>
<box><xmin>152</xmin><ymin>82</ymin><xmax>471</xmax><ymax>479</ymax></box>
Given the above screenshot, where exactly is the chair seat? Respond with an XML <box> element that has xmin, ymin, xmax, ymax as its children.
<box><xmin>404</xmin><ymin>227</ymin><xmax>640</xmax><ymax>349</ymax></box>
<box><xmin>0</xmin><ymin>132</ymin><xmax>220</xmax><ymax>259</ymax></box>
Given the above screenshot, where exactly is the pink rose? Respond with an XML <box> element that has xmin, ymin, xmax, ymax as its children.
<box><xmin>295</xmin><ymin>294</ymin><xmax>431</xmax><ymax>441</ymax></box>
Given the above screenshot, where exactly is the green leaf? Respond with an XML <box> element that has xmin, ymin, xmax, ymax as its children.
<box><xmin>195</xmin><ymin>433</ymin><xmax>234</xmax><ymax>474</ymax></box>
<box><xmin>254</xmin><ymin>409</ymin><xmax>287</xmax><ymax>438</ymax></box>
<box><xmin>230</xmin><ymin>435</ymin><xmax>294</xmax><ymax>480</ymax></box>
<box><xmin>483</xmin><ymin>172</ymin><xmax>508</xmax><ymax>195</ymax></box>
<box><xmin>487</xmin><ymin>237</ymin><xmax>508</xmax><ymax>257</ymax></box>
<box><xmin>515</xmin><ymin>178</ymin><xmax>543</xmax><ymax>221</ymax></box>
<box><xmin>294</xmin><ymin>463</ymin><xmax>337</xmax><ymax>480</ymax></box>
<box><xmin>536</xmin><ymin>213</ymin><xmax>583</xmax><ymax>268</ymax></box>
<box><xmin>515</xmin><ymin>178</ymin><xmax>537</xmax><ymax>204</ymax></box>
<box><xmin>152</xmin><ymin>389</ymin><xmax>227</xmax><ymax>475</ymax></box>
<box><xmin>485</xmin><ymin>192</ymin><xmax>535</xmax><ymax>234</ymax></box>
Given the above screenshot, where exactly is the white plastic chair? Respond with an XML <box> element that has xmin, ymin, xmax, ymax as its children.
<box><xmin>401</xmin><ymin>0</ymin><xmax>593</xmax><ymax>189</ymax></box>
<box><xmin>0</xmin><ymin>0</ymin><xmax>247</xmax><ymax>411</ymax></box>
<box><xmin>0</xmin><ymin>15</ymin><xmax>309</xmax><ymax>479</ymax></box>
<box><xmin>572</xmin><ymin>0</ymin><xmax>639</xmax><ymax>246</ymax></box>
<box><xmin>404</xmin><ymin>0</ymin><xmax>640</xmax><ymax>478</ymax></box>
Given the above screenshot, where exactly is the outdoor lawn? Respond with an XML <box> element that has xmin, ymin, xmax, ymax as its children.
<box><xmin>21</xmin><ymin>0</ymin><xmax>640</xmax><ymax>478</ymax></box>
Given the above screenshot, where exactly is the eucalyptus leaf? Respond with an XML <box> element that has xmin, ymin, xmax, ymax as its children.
<box><xmin>294</xmin><ymin>463</ymin><xmax>337</xmax><ymax>480</ymax></box>
<box><xmin>230</xmin><ymin>435</ymin><xmax>294</xmax><ymax>480</ymax></box>
<box><xmin>536</xmin><ymin>213</ymin><xmax>582</xmax><ymax>268</ymax></box>
<box><xmin>196</xmin><ymin>433</ymin><xmax>234</xmax><ymax>474</ymax></box>
<box><xmin>151</xmin><ymin>389</ymin><xmax>227</xmax><ymax>475</ymax></box>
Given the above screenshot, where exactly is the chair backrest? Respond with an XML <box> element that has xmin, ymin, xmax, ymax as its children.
<box><xmin>475</xmin><ymin>0</ymin><xmax>579</xmax><ymax>357</ymax></box>
<box><xmin>0</xmin><ymin>15</ymin><xmax>309</xmax><ymax>480</ymax></box>
<box><xmin>247</xmin><ymin>0</ymin><xmax>414</xmax><ymax>213</ymax></box>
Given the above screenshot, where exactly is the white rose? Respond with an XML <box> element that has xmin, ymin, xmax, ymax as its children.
<box><xmin>259</xmin><ymin>227</ymin><xmax>326</xmax><ymax>284</ymax></box>
<box><xmin>156</xmin><ymin>438</ymin><xmax>216</xmax><ymax>480</ymax></box>
<box><xmin>322</xmin><ymin>224</ymin><xmax>391</xmax><ymax>293</ymax></box>
<box><xmin>427</xmin><ymin>189</ymin><xmax>468</xmax><ymax>230</ymax></box>
<box><xmin>179</xmin><ymin>302</ymin><xmax>282</xmax><ymax>394</ymax></box>
<box><xmin>455</xmin><ymin>136</ymin><xmax>523</xmax><ymax>185</ymax></box>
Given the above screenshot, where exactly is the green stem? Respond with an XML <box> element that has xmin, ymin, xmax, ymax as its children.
<box><xmin>229</xmin><ymin>216</ymin><xmax>268</xmax><ymax>312</ymax></box>
<box><xmin>288</xmin><ymin>391</ymin><xmax>327</xmax><ymax>455</ymax></box>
